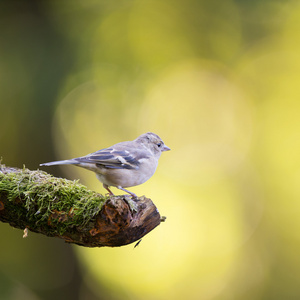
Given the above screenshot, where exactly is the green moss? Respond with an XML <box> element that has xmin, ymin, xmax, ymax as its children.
<box><xmin>0</xmin><ymin>164</ymin><xmax>107</xmax><ymax>235</ymax></box>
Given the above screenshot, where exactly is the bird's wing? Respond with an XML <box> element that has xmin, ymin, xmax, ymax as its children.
<box><xmin>75</xmin><ymin>146</ymin><xmax>149</xmax><ymax>170</ymax></box>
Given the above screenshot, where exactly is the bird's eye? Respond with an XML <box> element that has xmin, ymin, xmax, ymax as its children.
<box><xmin>157</xmin><ymin>142</ymin><xmax>162</xmax><ymax>148</ymax></box>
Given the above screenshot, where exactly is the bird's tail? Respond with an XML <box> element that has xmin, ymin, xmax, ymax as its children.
<box><xmin>40</xmin><ymin>159</ymin><xmax>77</xmax><ymax>167</ymax></box>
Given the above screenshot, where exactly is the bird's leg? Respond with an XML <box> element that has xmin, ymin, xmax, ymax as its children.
<box><xmin>117</xmin><ymin>187</ymin><xmax>138</xmax><ymax>213</ymax></box>
<box><xmin>103</xmin><ymin>185</ymin><xmax>138</xmax><ymax>212</ymax></box>
<box><xmin>103</xmin><ymin>184</ymin><xmax>114</xmax><ymax>195</ymax></box>
<box><xmin>117</xmin><ymin>186</ymin><xmax>137</xmax><ymax>199</ymax></box>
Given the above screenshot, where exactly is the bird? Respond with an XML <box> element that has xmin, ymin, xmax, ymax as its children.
<box><xmin>40</xmin><ymin>132</ymin><xmax>170</xmax><ymax>198</ymax></box>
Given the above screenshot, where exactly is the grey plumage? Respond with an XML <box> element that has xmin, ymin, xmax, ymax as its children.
<box><xmin>40</xmin><ymin>132</ymin><xmax>170</xmax><ymax>197</ymax></box>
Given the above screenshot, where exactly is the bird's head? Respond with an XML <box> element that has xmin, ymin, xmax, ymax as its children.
<box><xmin>136</xmin><ymin>132</ymin><xmax>170</xmax><ymax>156</ymax></box>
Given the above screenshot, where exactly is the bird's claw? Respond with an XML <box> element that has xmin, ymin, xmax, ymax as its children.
<box><xmin>124</xmin><ymin>195</ymin><xmax>138</xmax><ymax>213</ymax></box>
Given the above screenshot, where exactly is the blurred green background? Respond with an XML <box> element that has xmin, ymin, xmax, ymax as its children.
<box><xmin>1</xmin><ymin>0</ymin><xmax>300</xmax><ymax>299</ymax></box>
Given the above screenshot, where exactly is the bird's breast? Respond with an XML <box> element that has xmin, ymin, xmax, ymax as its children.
<box><xmin>95</xmin><ymin>157</ymin><xmax>158</xmax><ymax>188</ymax></box>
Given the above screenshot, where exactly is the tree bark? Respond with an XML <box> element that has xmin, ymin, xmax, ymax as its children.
<box><xmin>0</xmin><ymin>164</ymin><xmax>164</xmax><ymax>247</ymax></box>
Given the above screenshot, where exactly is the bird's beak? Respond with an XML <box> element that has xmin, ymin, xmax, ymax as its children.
<box><xmin>162</xmin><ymin>145</ymin><xmax>171</xmax><ymax>151</ymax></box>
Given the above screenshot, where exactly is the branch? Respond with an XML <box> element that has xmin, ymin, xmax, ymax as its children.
<box><xmin>0</xmin><ymin>164</ymin><xmax>164</xmax><ymax>247</ymax></box>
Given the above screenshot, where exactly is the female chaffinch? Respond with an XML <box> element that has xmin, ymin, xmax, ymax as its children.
<box><xmin>40</xmin><ymin>132</ymin><xmax>170</xmax><ymax>198</ymax></box>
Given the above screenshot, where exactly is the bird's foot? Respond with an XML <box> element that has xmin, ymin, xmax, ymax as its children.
<box><xmin>123</xmin><ymin>195</ymin><xmax>138</xmax><ymax>213</ymax></box>
<box><xmin>117</xmin><ymin>186</ymin><xmax>138</xmax><ymax>199</ymax></box>
<box><xmin>103</xmin><ymin>184</ymin><xmax>115</xmax><ymax>196</ymax></box>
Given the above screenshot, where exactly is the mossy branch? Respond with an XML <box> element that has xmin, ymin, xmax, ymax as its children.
<box><xmin>0</xmin><ymin>164</ymin><xmax>163</xmax><ymax>247</ymax></box>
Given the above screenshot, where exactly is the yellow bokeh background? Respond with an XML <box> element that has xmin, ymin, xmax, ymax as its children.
<box><xmin>1</xmin><ymin>0</ymin><xmax>300</xmax><ymax>299</ymax></box>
